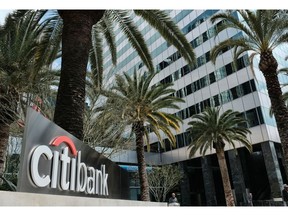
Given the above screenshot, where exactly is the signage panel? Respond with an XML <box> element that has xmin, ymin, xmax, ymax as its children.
<box><xmin>17</xmin><ymin>108</ymin><xmax>130</xmax><ymax>199</ymax></box>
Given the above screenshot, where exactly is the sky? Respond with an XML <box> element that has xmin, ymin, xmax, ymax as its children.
<box><xmin>0</xmin><ymin>0</ymin><xmax>283</xmax><ymax>24</ymax></box>
<box><xmin>0</xmin><ymin>0</ymin><xmax>284</xmax><ymax>10</ymax></box>
<box><xmin>0</xmin><ymin>1</ymin><xmax>283</xmax><ymax>30</ymax></box>
<box><xmin>0</xmin><ymin>10</ymin><xmax>13</xmax><ymax>25</ymax></box>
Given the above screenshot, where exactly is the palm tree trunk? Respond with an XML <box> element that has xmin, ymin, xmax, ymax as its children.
<box><xmin>54</xmin><ymin>10</ymin><xmax>104</xmax><ymax>140</ymax></box>
<box><xmin>259</xmin><ymin>51</ymin><xmax>288</xmax><ymax>179</ymax></box>
<box><xmin>215</xmin><ymin>147</ymin><xmax>235</xmax><ymax>206</ymax></box>
<box><xmin>133</xmin><ymin>121</ymin><xmax>150</xmax><ymax>201</ymax></box>
<box><xmin>0</xmin><ymin>123</ymin><xmax>9</xmax><ymax>175</ymax></box>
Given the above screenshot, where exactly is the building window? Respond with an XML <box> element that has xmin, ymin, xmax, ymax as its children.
<box><xmin>188</xmin><ymin>105</ymin><xmax>196</xmax><ymax>117</ymax></box>
<box><xmin>221</xmin><ymin>90</ymin><xmax>232</xmax><ymax>104</ymax></box>
<box><xmin>186</xmin><ymin>84</ymin><xmax>193</xmax><ymax>95</ymax></box>
<box><xmin>203</xmin><ymin>98</ymin><xmax>211</xmax><ymax>109</ymax></box>
<box><xmin>225</xmin><ymin>64</ymin><xmax>233</xmax><ymax>75</ymax></box>
<box><xmin>176</xmin><ymin>133</ymin><xmax>185</xmax><ymax>148</ymax></box>
<box><xmin>245</xmin><ymin>108</ymin><xmax>260</xmax><ymax>127</ymax></box>
<box><xmin>183</xmin><ymin>131</ymin><xmax>191</xmax><ymax>146</ymax></box>
<box><xmin>181</xmin><ymin>65</ymin><xmax>190</xmax><ymax>77</ymax></box>
<box><xmin>199</xmin><ymin>76</ymin><xmax>209</xmax><ymax>88</ymax></box>
<box><xmin>242</xmin><ymin>81</ymin><xmax>252</xmax><ymax>95</ymax></box>
<box><xmin>173</xmin><ymin>70</ymin><xmax>180</xmax><ymax>81</ymax></box>
<box><xmin>209</xmin><ymin>73</ymin><xmax>216</xmax><ymax>83</ymax></box>
<box><xmin>236</xmin><ymin>85</ymin><xmax>244</xmax><ymax>97</ymax></box>
<box><xmin>213</xmin><ymin>95</ymin><xmax>220</xmax><ymax>106</ymax></box>
<box><xmin>215</xmin><ymin>67</ymin><xmax>227</xmax><ymax>80</ymax></box>
<box><xmin>230</xmin><ymin>87</ymin><xmax>238</xmax><ymax>100</ymax></box>
<box><xmin>176</xmin><ymin>89</ymin><xmax>185</xmax><ymax>98</ymax></box>
<box><xmin>260</xmin><ymin>106</ymin><xmax>276</xmax><ymax>127</ymax></box>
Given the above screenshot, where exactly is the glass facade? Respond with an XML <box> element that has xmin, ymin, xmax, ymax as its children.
<box><xmin>102</xmin><ymin>10</ymin><xmax>286</xmax><ymax>205</ymax></box>
<box><xmin>102</xmin><ymin>9</ymin><xmax>282</xmax><ymax>156</ymax></box>
<box><xmin>148</xmin><ymin>106</ymin><xmax>264</xmax><ymax>153</ymax></box>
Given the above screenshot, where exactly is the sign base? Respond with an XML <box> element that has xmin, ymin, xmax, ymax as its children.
<box><xmin>0</xmin><ymin>191</ymin><xmax>167</xmax><ymax>206</ymax></box>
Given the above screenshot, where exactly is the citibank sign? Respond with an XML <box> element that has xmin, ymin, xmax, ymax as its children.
<box><xmin>30</xmin><ymin>136</ymin><xmax>108</xmax><ymax>195</ymax></box>
<box><xmin>17</xmin><ymin>108</ymin><xmax>129</xmax><ymax>199</ymax></box>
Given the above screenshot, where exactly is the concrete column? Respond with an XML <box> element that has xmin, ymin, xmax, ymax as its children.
<box><xmin>227</xmin><ymin>149</ymin><xmax>248</xmax><ymax>206</ymax></box>
<box><xmin>201</xmin><ymin>156</ymin><xmax>217</xmax><ymax>206</ymax></box>
<box><xmin>179</xmin><ymin>162</ymin><xmax>191</xmax><ymax>206</ymax></box>
<box><xmin>261</xmin><ymin>141</ymin><xmax>283</xmax><ymax>199</ymax></box>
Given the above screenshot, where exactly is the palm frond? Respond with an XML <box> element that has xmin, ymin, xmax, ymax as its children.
<box><xmin>90</xmin><ymin>23</ymin><xmax>104</xmax><ymax>88</ymax></box>
<box><xmin>187</xmin><ymin>107</ymin><xmax>252</xmax><ymax>157</ymax></box>
<box><xmin>99</xmin><ymin>13</ymin><xmax>117</xmax><ymax>65</ymax></box>
<box><xmin>107</xmin><ymin>10</ymin><xmax>154</xmax><ymax>72</ymax></box>
<box><xmin>34</xmin><ymin>10</ymin><xmax>62</xmax><ymax>71</ymax></box>
<box><xmin>98</xmin><ymin>70</ymin><xmax>183</xmax><ymax>152</ymax></box>
<box><xmin>211</xmin><ymin>11</ymin><xmax>256</xmax><ymax>41</ymax></box>
<box><xmin>134</xmin><ymin>10</ymin><xmax>196</xmax><ymax>68</ymax></box>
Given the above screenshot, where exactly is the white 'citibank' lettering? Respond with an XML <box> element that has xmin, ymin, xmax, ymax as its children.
<box><xmin>30</xmin><ymin>146</ymin><xmax>109</xmax><ymax>196</ymax></box>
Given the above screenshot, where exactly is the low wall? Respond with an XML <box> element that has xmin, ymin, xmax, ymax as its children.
<box><xmin>0</xmin><ymin>191</ymin><xmax>167</xmax><ymax>206</ymax></box>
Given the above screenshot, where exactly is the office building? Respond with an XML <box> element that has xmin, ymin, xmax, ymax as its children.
<box><xmin>103</xmin><ymin>10</ymin><xmax>288</xmax><ymax>206</ymax></box>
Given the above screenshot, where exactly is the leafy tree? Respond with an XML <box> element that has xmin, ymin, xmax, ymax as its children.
<box><xmin>53</xmin><ymin>10</ymin><xmax>196</xmax><ymax>141</ymax></box>
<box><xmin>83</xmin><ymin>78</ymin><xmax>134</xmax><ymax>158</ymax></box>
<box><xmin>98</xmin><ymin>71</ymin><xmax>184</xmax><ymax>201</ymax></box>
<box><xmin>0</xmin><ymin>10</ymin><xmax>60</xmax><ymax>174</ymax></box>
<box><xmin>1</xmin><ymin>136</ymin><xmax>21</xmax><ymax>189</ymax></box>
<box><xmin>147</xmin><ymin>164</ymin><xmax>183</xmax><ymax>202</ymax></box>
<box><xmin>210</xmin><ymin>9</ymin><xmax>288</xmax><ymax>178</ymax></box>
<box><xmin>187</xmin><ymin>107</ymin><xmax>252</xmax><ymax>206</ymax></box>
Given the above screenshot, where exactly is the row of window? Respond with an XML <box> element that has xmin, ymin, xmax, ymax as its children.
<box><xmin>146</xmin><ymin>79</ymin><xmax>256</xmax><ymax>134</ymax></box>
<box><xmin>173</xmin><ymin>55</ymin><xmax>249</xmax><ymax>99</ymax></box>
<box><xmin>157</xmin><ymin>31</ymin><xmax>243</xmax><ymax>87</ymax></box>
<box><xmin>103</xmin><ymin>10</ymin><xmax>191</xmax><ymax>68</ymax></box>
<box><xmin>191</xmin><ymin>27</ymin><xmax>216</xmax><ymax>48</ymax></box>
<box><xmin>174</xmin><ymin>79</ymin><xmax>257</xmax><ymax>120</ymax></box>
<box><xmin>104</xmin><ymin>10</ymin><xmax>220</xmax><ymax>78</ymax></box>
<box><xmin>156</xmin><ymin>49</ymin><xmax>223</xmax><ymax>87</ymax></box>
<box><xmin>182</xmin><ymin>10</ymin><xmax>219</xmax><ymax>35</ymax></box>
<box><xmin>155</xmin><ymin>22</ymin><xmax>227</xmax><ymax>72</ymax></box>
<box><xmin>146</xmin><ymin>106</ymin><xmax>264</xmax><ymax>153</ymax></box>
<box><xmin>174</xmin><ymin>10</ymin><xmax>194</xmax><ymax>24</ymax></box>
<box><xmin>106</xmin><ymin>10</ymin><xmax>174</xmax><ymax>52</ymax></box>
<box><xmin>104</xmin><ymin>10</ymin><xmax>201</xmax><ymax>62</ymax></box>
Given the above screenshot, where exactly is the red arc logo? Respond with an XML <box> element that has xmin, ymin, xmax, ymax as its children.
<box><xmin>50</xmin><ymin>136</ymin><xmax>77</xmax><ymax>156</ymax></box>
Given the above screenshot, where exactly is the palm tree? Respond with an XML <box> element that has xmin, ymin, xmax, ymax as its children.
<box><xmin>98</xmin><ymin>71</ymin><xmax>184</xmax><ymax>201</ymax></box>
<box><xmin>210</xmin><ymin>10</ymin><xmax>288</xmax><ymax>178</ymax></box>
<box><xmin>54</xmin><ymin>10</ymin><xmax>196</xmax><ymax>141</ymax></box>
<box><xmin>187</xmin><ymin>107</ymin><xmax>252</xmax><ymax>206</ymax></box>
<box><xmin>0</xmin><ymin>10</ymin><xmax>60</xmax><ymax>174</ymax></box>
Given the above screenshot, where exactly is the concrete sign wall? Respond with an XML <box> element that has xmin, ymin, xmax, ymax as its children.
<box><xmin>17</xmin><ymin>108</ymin><xmax>130</xmax><ymax>199</ymax></box>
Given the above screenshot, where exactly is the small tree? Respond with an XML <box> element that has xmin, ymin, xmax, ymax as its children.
<box><xmin>148</xmin><ymin>164</ymin><xmax>183</xmax><ymax>202</ymax></box>
<box><xmin>83</xmin><ymin>82</ymin><xmax>134</xmax><ymax>158</ymax></box>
